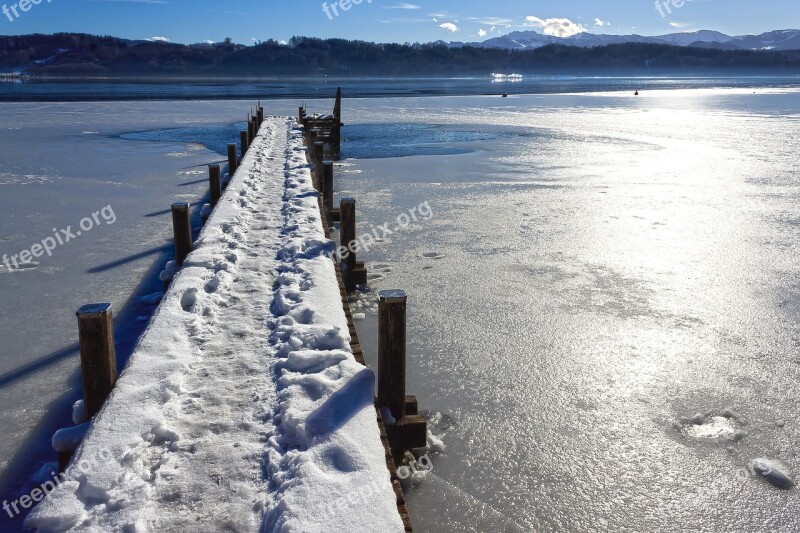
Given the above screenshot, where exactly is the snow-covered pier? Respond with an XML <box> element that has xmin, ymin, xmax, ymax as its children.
<box><xmin>25</xmin><ymin>107</ymin><xmax>412</xmax><ymax>531</ymax></box>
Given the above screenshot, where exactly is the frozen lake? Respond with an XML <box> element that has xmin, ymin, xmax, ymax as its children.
<box><xmin>1</xmin><ymin>81</ymin><xmax>799</xmax><ymax>531</ymax></box>
<box><xmin>338</xmin><ymin>88</ymin><xmax>800</xmax><ymax>531</ymax></box>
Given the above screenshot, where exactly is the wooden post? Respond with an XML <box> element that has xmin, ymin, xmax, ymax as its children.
<box><xmin>240</xmin><ymin>130</ymin><xmax>249</xmax><ymax>157</ymax></box>
<box><xmin>308</xmin><ymin>128</ymin><xmax>318</xmax><ymax>151</ymax></box>
<box><xmin>76</xmin><ymin>303</ymin><xmax>117</xmax><ymax>419</ymax></box>
<box><xmin>332</xmin><ymin>87</ymin><xmax>342</xmax><ymax>158</ymax></box>
<box><xmin>298</xmin><ymin>106</ymin><xmax>305</xmax><ymax>122</ymax></box>
<box><xmin>313</xmin><ymin>141</ymin><xmax>324</xmax><ymax>189</ymax></box>
<box><xmin>209</xmin><ymin>164</ymin><xmax>221</xmax><ymax>208</ymax></box>
<box><xmin>378</xmin><ymin>290</ymin><xmax>407</xmax><ymax>420</ymax></box>
<box><xmin>248</xmin><ymin>117</ymin><xmax>256</xmax><ymax>145</ymax></box>
<box><xmin>323</xmin><ymin>161</ymin><xmax>334</xmax><ymax>213</ymax></box>
<box><xmin>171</xmin><ymin>202</ymin><xmax>192</xmax><ymax>266</ymax></box>
<box><xmin>340</xmin><ymin>198</ymin><xmax>356</xmax><ymax>272</ymax></box>
<box><xmin>334</xmin><ymin>87</ymin><xmax>342</xmax><ymax>121</ymax></box>
<box><xmin>227</xmin><ymin>143</ymin><xmax>238</xmax><ymax>175</ymax></box>
<box><xmin>257</xmin><ymin>106</ymin><xmax>264</xmax><ymax>126</ymax></box>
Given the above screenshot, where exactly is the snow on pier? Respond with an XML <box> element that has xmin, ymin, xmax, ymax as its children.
<box><xmin>26</xmin><ymin>117</ymin><xmax>404</xmax><ymax>532</ymax></box>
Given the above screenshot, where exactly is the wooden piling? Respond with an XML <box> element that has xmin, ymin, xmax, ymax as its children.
<box><xmin>209</xmin><ymin>164</ymin><xmax>222</xmax><ymax>208</ymax></box>
<box><xmin>323</xmin><ymin>161</ymin><xmax>334</xmax><ymax>213</ymax></box>
<box><xmin>257</xmin><ymin>106</ymin><xmax>264</xmax><ymax>126</ymax></box>
<box><xmin>240</xmin><ymin>131</ymin><xmax>249</xmax><ymax>157</ymax></box>
<box><xmin>313</xmin><ymin>141</ymin><xmax>324</xmax><ymax>189</ymax></box>
<box><xmin>248</xmin><ymin>117</ymin><xmax>256</xmax><ymax>146</ymax></box>
<box><xmin>340</xmin><ymin>198</ymin><xmax>357</xmax><ymax>272</ymax></box>
<box><xmin>334</xmin><ymin>87</ymin><xmax>342</xmax><ymax>121</ymax></box>
<box><xmin>333</xmin><ymin>87</ymin><xmax>342</xmax><ymax>157</ymax></box>
<box><xmin>308</xmin><ymin>128</ymin><xmax>318</xmax><ymax>151</ymax></box>
<box><xmin>377</xmin><ymin>290</ymin><xmax>428</xmax><ymax>458</ymax></box>
<box><xmin>227</xmin><ymin>143</ymin><xmax>238</xmax><ymax>175</ymax></box>
<box><xmin>378</xmin><ymin>290</ymin><xmax>407</xmax><ymax>419</ymax></box>
<box><xmin>171</xmin><ymin>202</ymin><xmax>192</xmax><ymax>266</ymax></box>
<box><xmin>76</xmin><ymin>303</ymin><xmax>117</xmax><ymax>419</ymax></box>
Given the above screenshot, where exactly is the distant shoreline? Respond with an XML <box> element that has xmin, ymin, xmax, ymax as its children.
<box><xmin>0</xmin><ymin>74</ymin><xmax>798</xmax><ymax>103</ymax></box>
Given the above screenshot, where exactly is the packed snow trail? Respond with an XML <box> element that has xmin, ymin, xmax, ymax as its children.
<box><xmin>26</xmin><ymin>117</ymin><xmax>404</xmax><ymax>532</ymax></box>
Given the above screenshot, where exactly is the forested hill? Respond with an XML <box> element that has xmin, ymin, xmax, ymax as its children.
<box><xmin>2</xmin><ymin>33</ymin><xmax>799</xmax><ymax>77</ymax></box>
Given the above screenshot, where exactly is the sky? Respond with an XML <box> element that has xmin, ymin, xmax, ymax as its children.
<box><xmin>0</xmin><ymin>0</ymin><xmax>798</xmax><ymax>44</ymax></box>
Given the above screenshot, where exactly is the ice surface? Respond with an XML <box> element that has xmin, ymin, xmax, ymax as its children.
<box><xmin>6</xmin><ymin>85</ymin><xmax>800</xmax><ymax>532</ymax></box>
<box><xmin>338</xmin><ymin>87</ymin><xmax>800</xmax><ymax>531</ymax></box>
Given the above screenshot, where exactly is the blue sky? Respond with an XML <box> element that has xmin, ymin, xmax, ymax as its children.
<box><xmin>1</xmin><ymin>0</ymin><xmax>798</xmax><ymax>44</ymax></box>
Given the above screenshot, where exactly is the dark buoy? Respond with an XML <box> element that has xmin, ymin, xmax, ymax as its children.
<box><xmin>634</xmin><ymin>90</ymin><xmax>639</xmax><ymax>96</ymax></box>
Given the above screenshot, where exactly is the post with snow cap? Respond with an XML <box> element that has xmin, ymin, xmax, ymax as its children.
<box><xmin>76</xmin><ymin>303</ymin><xmax>117</xmax><ymax>419</ymax></box>
<box><xmin>339</xmin><ymin>198</ymin><xmax>368</xmax><ymax>292</ymax></box>
<box><xmin>209</xmin><ymin>164</ymin><xmax>222</xmax><ymax>209</ymax></box>
<box><xmin>378</xmin><ymin>290</ymin><xmax>406</xmax><ymax>419</ymax></box>
<box><xmin>227</xmin><ymin>143</ymin><xmax>238</xmax><ymax>176</ymax></box>
<box><xmin>171</xmin><ymin>202</ymin><xmax>192</xmax><ymax>266</ymax></box>
<box><xmin>240</xmin><ymin>130</ymin><xmax>249</xmax><ymax>158</ymax></box>
<box><xmin>378</xmin><ymin>290</ymin><xmax>428</xmax><ymax>459</ymax></box>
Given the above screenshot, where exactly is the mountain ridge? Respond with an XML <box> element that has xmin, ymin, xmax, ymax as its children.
<box><xmin>456</xmin><ymin>29</ymin><xmax>800</xmax><ymax>52</ymax></box>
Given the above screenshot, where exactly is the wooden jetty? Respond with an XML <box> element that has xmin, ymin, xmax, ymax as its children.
<box><xmin>53</xmin><ymin>91</ymin><xmax>424</xmax><ymax>531</ymax></box>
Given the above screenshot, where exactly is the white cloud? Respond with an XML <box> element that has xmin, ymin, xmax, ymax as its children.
<box><xmin>478</xmin><ymin>28</ymin><xmax>487</xmax><ymax>37</ymax></box>
<box><xmin>439</xmin><ymin>22</ymin><xmax>459</xmax><ymax>32</ymax></box>
<box><xmin>669</xmin><ymin>21</ymin><xmax>692</xmax><ymax>28</ymax></box>
<box><xmin>203</xmin><ymin>39</ymin><xmax>216</xmax><ymax>44</ymax></box>
<box><xmin>465</xmin><ymin>16</ymin><xmax>513</xmax><ymax>27</ymax></box>
<box><xmin>146</xmin><ymin>36</ymin><xmax>170</xmax><ymax>42</ymax></box>
<box><xmin>525</xmin><ymin>16</ymin><xmax>587</xmax><ymax>38</ymax></box>
<box><xmin>385</xmin><ymin>2</ymin><xmax>420</xmax><ymax>9</ymax></box>
<box><xmin>594</xmin><ymin>18</ymin><xmax>610</xmax><ymax>27</ymax></box>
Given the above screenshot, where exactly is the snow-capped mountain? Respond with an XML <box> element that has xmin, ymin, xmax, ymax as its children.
<box><xmin>731</xmin><ymin>30</ymin><xmax>800</xmax><ymax>51</ymax></box>
<box><xmin>461</xmin><ymin>29</ymin><xmax>800</xmax><ymax>51</ymax></box>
